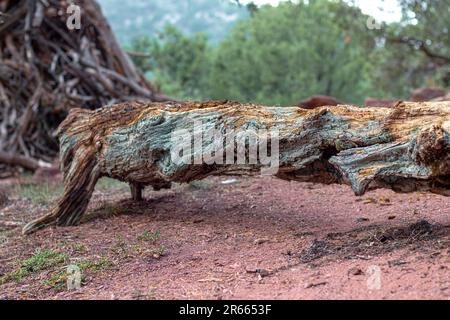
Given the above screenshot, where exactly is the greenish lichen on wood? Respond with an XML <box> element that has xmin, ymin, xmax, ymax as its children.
<box><xmin>23</xmin><ymin>100</ymin><xmax>450</xmax><ymax>234</ymax></box>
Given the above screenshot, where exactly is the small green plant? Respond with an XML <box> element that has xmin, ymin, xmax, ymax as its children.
<box><xmin>1</xmin><ymin>248</ymin><xmax>67</xmax><ymax>284</ymax></box>
<box><xmin>152</xmin><ymin>245</ymin><xmax>166</xmax><ymax>257</ymax></box>
<box><xmin>21</xmin><ymin>249</ymin><xmax>67</xmax><ymax>273</ymax></box>
<box><xmin>111</xmin><ymin>237</ymin><xmax>128</xmax><ymax>258</ymax></box>
<box><xmin>72</xmin><ymin>243</ymin><xmax>87</xmax><ymax>254</ymax></box>
<box><xmin>42</xmin><ymin>270</ymin><xmax>67</xmax><ymax>291</ymax></box>
<box><xmin>78</xmin><ymin>257</ymin><xmax>114</xmax><ymax>272</ymax></box>
<box><xmin>138</xmin><ymin>230</ymin><xmax>161</xmax><ymax>243</ymax></box>
<box><xmin>42</xmin><ymin>257</ymin><xmax>113</xmax><ymax>291</ymax></box>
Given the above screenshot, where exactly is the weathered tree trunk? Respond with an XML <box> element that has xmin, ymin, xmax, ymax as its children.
<box><xmin>23</xmin><ymin>100</ymin><xmax>450</xmax><ymax>234</ymax></box>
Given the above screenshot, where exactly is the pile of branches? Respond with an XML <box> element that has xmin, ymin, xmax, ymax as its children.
<box><xmin>0</xmin><ymin>0</ymin><xmax>169</xmax><ymax>177</ymax></box>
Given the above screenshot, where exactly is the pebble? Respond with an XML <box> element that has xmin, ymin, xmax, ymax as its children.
<box><xmin>348</xmin><ymin>267</ymin><xmax>364</xmax><ymax>276</ymax></box>
<box><xmin>254</xmin><ymin>238</ymin><xmax>269</xmax><ymax>245</ymax></box>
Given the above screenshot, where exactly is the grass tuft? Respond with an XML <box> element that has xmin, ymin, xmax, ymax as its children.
<box><xmin>15</xmin><ymin>183</ymin><xmax>63</xmax><ymax>205</ymax></box>
<box><xmin>42</xmin><ymin>256</ymin><xmax>114</xmax><ymax>291</ymax></box>
<box><xmin>138</xmin><ymin>230</ymin><xmax>161</xmax><ymax>243</ymax></box>
<box><xmin>0</xmin><ymin>248</ymin><xmax>67</xmax><ymax>284</ymax></box>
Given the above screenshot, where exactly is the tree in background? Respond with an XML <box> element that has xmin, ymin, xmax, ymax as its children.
<box><xmin>129</xmin><ymin>36</ymin><xmax>153</xmax><ymax>73</ymax></box>
<box><xmin>209</xmin><ymin>0</ymin><xmax>378</xmax><ymax>105</ymax></box>
<box><xmin>372</xmin><ymin>0</ymin><xmax>450</xmax><ymax>97</ymax></box>
<box><xmin>129</xmin><ymin>25</ymin><xmax>211</xmax><ymax>100</ymax></box>
<box><xmin>128</xmin><ymin>0</ymin><xmax>449</xmax><ymax>105</ymax></box>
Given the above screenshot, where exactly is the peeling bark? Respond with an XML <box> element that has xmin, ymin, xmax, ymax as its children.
<box><xmin>23</xmin><ymin>100</ymin><xmax>450</xmax><ymax>234</ymax></box>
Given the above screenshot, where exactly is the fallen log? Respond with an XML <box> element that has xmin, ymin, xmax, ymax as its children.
<box><xmin>0</xmin><ymin>151</ymin><xmax>52</xmax><ymax>171</ymax></box>
<box><xmin>23</xmin><ymin>100</ymin><xmax>450</xmax><ymax>234</ymax></box>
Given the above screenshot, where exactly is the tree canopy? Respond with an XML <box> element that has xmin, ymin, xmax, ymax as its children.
<box><xmin>129</xmin><ymin>0</ymin><xmax>449</xmax><ymax>105</ymax></box>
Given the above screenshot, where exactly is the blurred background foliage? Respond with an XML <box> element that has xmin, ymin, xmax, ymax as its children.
<box><xmin>107</xmin><ymin>0</ymin><xmax>449</xmax><ymax>105</ymax></box>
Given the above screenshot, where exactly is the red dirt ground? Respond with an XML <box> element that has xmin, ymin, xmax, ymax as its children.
<box><xmin>0</xmin><ymin>175</ymin><xmax>449</xmax><ymax>300</ymax></box>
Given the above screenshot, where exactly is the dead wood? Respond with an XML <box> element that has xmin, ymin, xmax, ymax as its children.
<box><xmin>0</xmin><ymin>0</ymin><xmax>171</xmax><ymax>175</ymax></box>
<box><xmin>0</xmin><ymin>150</ymin><xmax>50</xmax><ymax>170</ymax></box>
<box><xmin>22</xmin><ymin>100</ymin><xmax>450</xmax><ymax>234</ymax></box>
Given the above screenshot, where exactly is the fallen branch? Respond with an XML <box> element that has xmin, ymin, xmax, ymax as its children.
<box><xmin>0</xmin><ymin>151</ymin><xmax>51</xmax><ymax>171</ymax></box>
<box><xmin>22</xmin><ymin>100</ymin><xmax>450</xmax><ymax>234</ymax></box>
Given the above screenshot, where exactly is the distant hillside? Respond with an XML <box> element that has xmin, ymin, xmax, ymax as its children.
<box><xmin>97</xmin><ymin>0</ymin><xmax>248</xmax><ymax>45</ymax></box>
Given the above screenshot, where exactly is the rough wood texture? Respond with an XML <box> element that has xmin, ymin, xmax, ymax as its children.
<box><xmin>23</xmin><ymin>100</ymin><xmax>450</xmax><ymax>234</ymax></box>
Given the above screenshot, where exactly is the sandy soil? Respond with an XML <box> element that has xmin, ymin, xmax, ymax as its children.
<box><xmin>0</xmin><ymin>175</ymin><xmax>449</xmax><ymax>300</ymax></box>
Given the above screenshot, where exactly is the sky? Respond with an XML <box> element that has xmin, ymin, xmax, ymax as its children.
<box><xmin>239</xmin><ymin>0</ymin><xmax>403</xmax><ymax>22</ymax></box>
